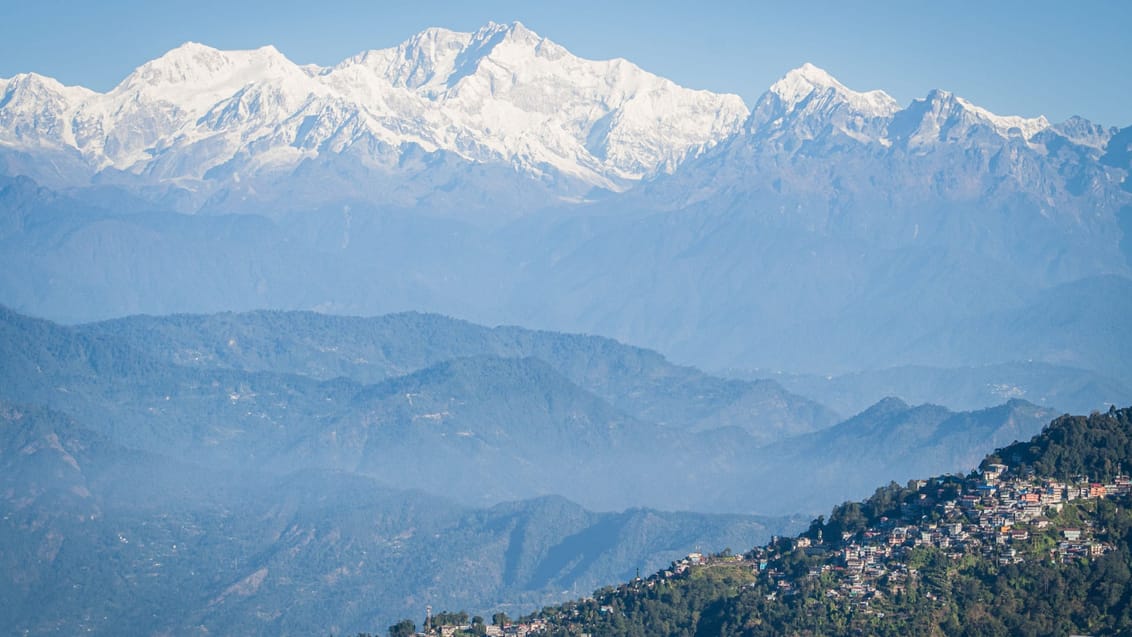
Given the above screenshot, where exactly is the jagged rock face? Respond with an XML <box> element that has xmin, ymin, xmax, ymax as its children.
<box><xmin>0</xmin><ymin>22</ymin><xmax>748</xmax><ymax>212</ymax></box>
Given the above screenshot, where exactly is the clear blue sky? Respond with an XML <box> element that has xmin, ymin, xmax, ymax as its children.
<box><xmin>1</xmin><ymin>0</ymin><xmax>1129</xmax><ymax>126</ymax></box>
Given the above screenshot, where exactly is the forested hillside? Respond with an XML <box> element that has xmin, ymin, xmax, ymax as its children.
<box><xmin>516</xmin><ymin>407</ymin><xmax>1132</xmax><ymax>636</ymax></box>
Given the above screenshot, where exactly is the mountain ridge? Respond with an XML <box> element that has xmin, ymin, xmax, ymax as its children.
<box><xmin>0</xmin><ymin>304</ymin><xmax>1060</xmax><ymax>516</ymax></box>
<box><xmin>0</xmin><ymin>21</ymin><xmax>750</xmax><ymax>207</ymax></box>
<box><xmin>1</xmin><ymin>24</ymin><xmax>1129</xmax><ymax>396</ymax></box>
<box><xmin>3</xmin><ymin>23</ymin><xmax>1122</xmax><ymax>216</ymax></box>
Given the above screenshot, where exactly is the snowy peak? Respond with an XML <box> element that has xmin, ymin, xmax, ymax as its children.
<box><xmin>461</xmin><ymin>21</ymin><xmax>550</xmax><ymax>63</ymax></box>
<box><xmin>954</xmin><ymin>94</ymin><xmax>1049</xmax><ymax>140</ymax></box>
<box><xmin>435</xmin><ymin>20</ymin><xmax>578</xmax><ymax>97</ymax></box>
<box><xmin>1050</xmin><ymin>115</ymin><xmax>1113</xmax><ymax>150</ymax></box>
<box><xmin>469</xmin><ymin>20</ymin><xmax>541</xmax><ymax>47</ymax></box>
<box><xmin>890</xmin><ymin>88</ymin><xmax>1051</xmax><ymax>149</ymax></box>
<box><xmin>122</xmin><ymin>41</ymin><xmax>300</xmax><ymax>85</ymax></box>
<box><xmin>769</xmin><ymin>62</ymin><xmax>841</xmax><ymax>103</ymax></box>
<box><xmin>752</xmin><ymin>68</ymin><xmax>1058</xmax><ymax>153</ymax></box>
<box><xmin>324</xmin><ymin>21</ymin><xmax>747</xmax><ymax>184</ymax></box>
<box><xmin>111</xmin><ymin>42</ymin><xmax>310</xmax><ymax>114</ymax></box>
<box><xmin>768</xmin><ymin>62</ymin><xmax>898</xmax><ymax>118</ymax></box>
<box><xmin>2</xmin><ymin>24</ymin><xmax>1106</xmax><ymax>215</ymax></box>
<box><xmin>375</xmin><ymin>27</ymin><xmax>471</xmax><ymax>90</ymax></box>
<box><xmin>746</xmin><ymin>63</ymin><xmax>897</xmax><ymax>146</ymax></box>
<box><xmin>332</xmin><ymin>26</ymin><xmax>472</xmax><ymax>94</ymax></box>
<box><xmin>118</xmin><ymin>42</ymin><xmax>238</xmax><ymax>90</ymax></box>
<box><xmin>1</xmin><ymin>72</ymin><xmax>94</xmax><ymax>105</ymax></box>
<box><xmin>334</xmin><ymin>21</ymin><xmax>556</xmax><ymax>95</ymax></box>
<box><xmin>0</xmin><ymin>22</ymin><xmax>750</xmax><ymax>204</ymax></box>
<box><xmin>0</xmin><ymin>73</ymin><xmax>93</xmax><ymax>147</ymax></box>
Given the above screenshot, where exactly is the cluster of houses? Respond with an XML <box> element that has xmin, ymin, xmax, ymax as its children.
<box><xmin>420</xmin><ymin>617</ymin><xmax>549</xmax><ymax>637</ymax></box>
<box><xmin>758</xmin><ymin>466</ymin><xmax>1130</xmax><ymax>605</ymax></box>
<box><xmin>483</xmin><ymin>619</ymin><xmax>547</xmax><ymax>637</ymax></box>
<box><xmin>587</xmin><ymin>466</ymin><xmax>1130</xmax><ymax>612</ymax></box>
<box><xmin>473</xmin><ymin>465</ymin><xmax>1130</xmax><ymax>632</ymax></box>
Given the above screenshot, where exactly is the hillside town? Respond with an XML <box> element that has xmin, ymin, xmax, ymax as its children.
<box><xmin>655</xmin><ymin>467</ymin><xmax>1126</xmax><ymax>612</ymax></box>
<box><xmin>756</xmin><ymin>466</ymin><xmax>1130</xmax><ymax>608</ymax></box>
<box><xmin>412</xmin><ymin>465</ymin><xmax>1131</xmax><ymax>636</ymax></box>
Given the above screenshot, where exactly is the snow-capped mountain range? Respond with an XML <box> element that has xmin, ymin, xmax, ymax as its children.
<box><xmin>0</xmin><ymin>21</ymin><xmax>748</xmax><ymax>208</ymax></box>
<box><xmin>1</xmin><ymin>19</ymin><xmax>1131</xmax><ymax>403</ymax></box>
<box><xmin>1</xmin><ymin>21</ymin><xmax>1124</xmax><ymax>215</ymax></box>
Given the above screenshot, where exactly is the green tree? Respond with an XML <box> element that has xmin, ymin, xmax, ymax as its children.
<box><xmin>387</xmin><ymin>619</ymin><xmax>415</xmax><ymax>637</ymax></box>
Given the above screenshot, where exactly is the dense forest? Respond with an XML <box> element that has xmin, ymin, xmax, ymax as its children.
<box><xmin>499</xmin><ymin>407</ymin><xmax>1132</xmax><ymax>636</ymax></box>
